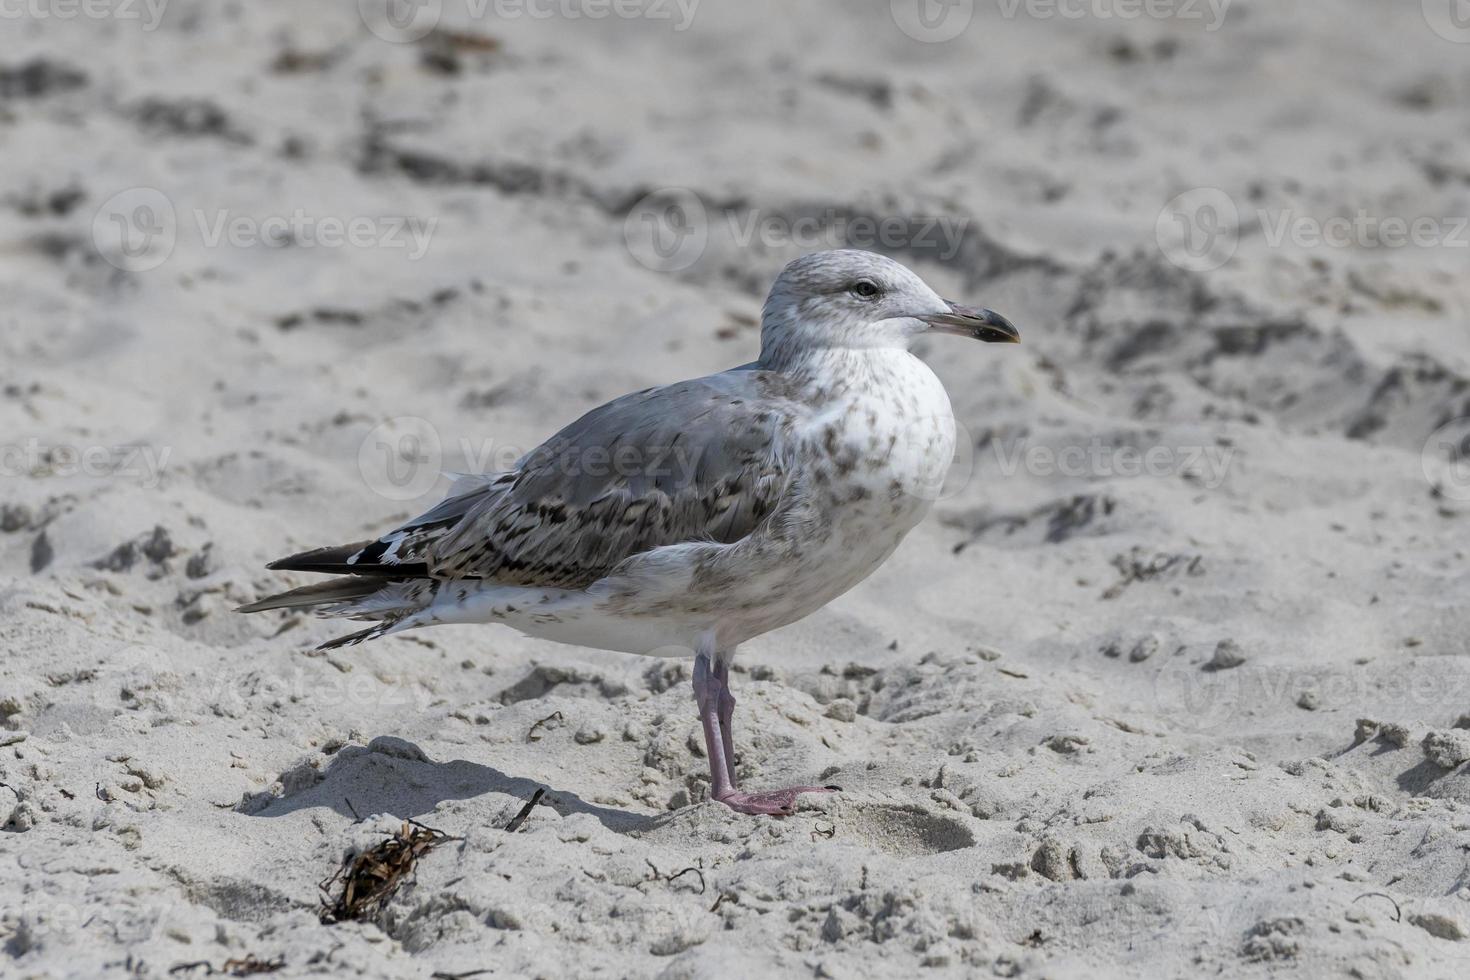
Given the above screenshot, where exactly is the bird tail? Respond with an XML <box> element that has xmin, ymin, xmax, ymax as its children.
<box><xmin>235</xmin><ymin>576</ymin><xmax>384</xmax><ymax>613</ymax></box>
<box><xmin>237</xmin><ymin>577</ymin><xmax>441</xmax><ymax>650</ymax></box>
<box><xmin>239</xmin><ymin>475</ymin><xmax>511</xmax><ymax>647</ymax></box>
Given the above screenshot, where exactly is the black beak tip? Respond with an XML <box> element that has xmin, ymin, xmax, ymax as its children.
<box><xmin>976</xmin><ymin>309</ymin><xmax>1021</xmax><ymax>344</ymax></box>
<box><xmin>923</xmin><ymin>303</ymin><xmax>1021</xmax><ymax>343</ymax></box>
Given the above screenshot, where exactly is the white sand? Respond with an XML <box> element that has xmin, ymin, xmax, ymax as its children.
<box><xmin>3</xmin><ymin>1</ymin><xmax>1469</xmax><ymax>976</ymax></box>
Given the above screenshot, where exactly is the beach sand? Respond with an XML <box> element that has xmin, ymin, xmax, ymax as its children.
<box><xmin>2</xmin><ymin>1</ymin><xmax>1469</xmax><ymax>976</ymax></box>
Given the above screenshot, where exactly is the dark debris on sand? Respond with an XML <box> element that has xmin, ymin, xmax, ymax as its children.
<box><xmin>318</xmin><ymin>820</ymin><xmax>462</xmax><ymax>924</ymax></box>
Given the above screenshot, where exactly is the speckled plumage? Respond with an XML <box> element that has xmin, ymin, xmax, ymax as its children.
<box><xmin>241</xmin><ymin>249</ymin><xmax>1019</xmax><ymax>813</ymax></box>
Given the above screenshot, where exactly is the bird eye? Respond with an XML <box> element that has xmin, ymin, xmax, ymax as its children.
<box><xmin>850</xmin><ymin>279</ymin><xmax>881</xmax><ymax>300</ymax></box>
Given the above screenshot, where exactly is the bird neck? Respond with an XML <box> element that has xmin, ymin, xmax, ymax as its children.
<box><xmin>756</xmin><ymin>305</ymin><xmax>915</xmax><ymax>373</ymax></box>
<box><xmin>757</xmin><ymin>332</ymin><xmax>914</xmax><ymax>374</ymax></box>
<box><xmin>756</xmin><ymin>344</ymin><xmax>931</xmax><ymax>400</ymax></box>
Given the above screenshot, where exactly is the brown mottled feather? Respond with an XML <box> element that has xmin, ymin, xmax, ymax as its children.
<box><xmin>426</xmin><ymin>368</ymin><xmax>805</xmax><ymax>588</ymax></box>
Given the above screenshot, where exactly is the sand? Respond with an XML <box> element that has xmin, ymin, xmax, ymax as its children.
<box><xmin>2</xmin><ymin>1</ymin><xmax>1469</xmax><ymax>976</ymax></box>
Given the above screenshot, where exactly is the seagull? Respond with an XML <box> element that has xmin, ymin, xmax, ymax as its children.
<box><xmin>239</xmin><ymin>249</ymin><xmax>1019</xmax><ymax>815</ymax></box>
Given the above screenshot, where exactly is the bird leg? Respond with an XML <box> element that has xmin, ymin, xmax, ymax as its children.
<box><xmin>713</xmin><ymin>658</ymin><xmax>737</xmax><ymax>785</ymax></box>
<box><xmin>692</xmin><ymin>651</ymin><xmax>837</xmax><ymax>816</ymax></box>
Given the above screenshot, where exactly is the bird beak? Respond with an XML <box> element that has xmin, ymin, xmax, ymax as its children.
<box><xmin>918</xmin><ymin>301</ymin><xmax>1021</xmax><ymax>344</ymax></box>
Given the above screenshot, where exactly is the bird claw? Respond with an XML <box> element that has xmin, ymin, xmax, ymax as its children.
<box><xmin>713</xmin><ymin>784</ymin><xmax>839</xmax><ymax>816</ymax></box>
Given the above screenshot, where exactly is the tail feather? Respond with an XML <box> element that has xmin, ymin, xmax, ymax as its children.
<box><xmin>243</xmin><ymin>477</ymin><xmax>510</xmax><ymax>645</ymax></box>
<box><xmin>315</xmin><ymin>621</ymin><xmax>402</xmax><ymax>650</ymax></box>
<box><xmin>240</xmin><ymin>575</ymin><xmax>442</xmax><ymax>650</ymax></box>
<box><xmin>235</xmin><ymin>576</ymin><xmax>385</xmax><ymax>614</ymax></box>
<box><xmin>332</xmin><ymin>579</ymin><xmax>440</xmax><ymax>618</ymax></box>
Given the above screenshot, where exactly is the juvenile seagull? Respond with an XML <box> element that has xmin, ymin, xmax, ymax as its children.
<box><xmin>240</xmin><ymin>250</ymin><xmax>1019</xmax><ymax>815</ymax></box>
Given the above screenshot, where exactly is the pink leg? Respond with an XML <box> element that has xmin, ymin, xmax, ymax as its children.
<box><xmin>714</xmin><ymin>658</ymin><xmax>737</xmax><ymax>785</ymax></box>
<box><xmin>692</xmin><ymin>652</ymin><xmax>838</xmax><ymax>816</ymax></box>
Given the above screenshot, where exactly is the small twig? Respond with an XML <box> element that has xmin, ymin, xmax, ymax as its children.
<box><xmin>504</xmin><ymin>788</ymin><xmax>545</xmax><ymax>832</ymax></box>
<box><xmin>168</xmin><ymin>955</ymin><xmax>284</xmax><ymax>977</ymax></box>
<box><xmin>644</xmin><ymin>858</ymin><xmax>707</xmax><ymax>894</ymax></box>
<box><xmin>666</xmin><ymin>866</ymin><xmax>707</xmax><ymax>894</ymax></box>
<box><xmin>343</xmin><ymin>797</ymin><xmax>362</xmax><ymax>822</ymax></box>
<box><xmin>709</xmin><ymin>892</ymin><xmax>726</xmax><ymax>913</ymax></box>
<box><xmin>1352</xmin><ymin>892</ymin><xmax>1402</xmax><ymax>922</ymax></box>
<box><xmin>526</xmin><ymin>711</ymin><xmax>563</xmax><ymax>742</ymax></box>
<box><xmin>407</xmin><ymin>816</ymin><xmax>454</xmax><ymax>836</ymax></box>
<box><xmin>431</xmin><ymin>971</ymin><xmax>494</xmax><ymax>980</ymax></box>
<box><xmin>222</xmin><ymin>955</ymin><xmax>285</xmax><ymax>976</ymax></box>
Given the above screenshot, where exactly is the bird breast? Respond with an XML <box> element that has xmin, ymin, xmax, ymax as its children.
<box><xmin>807</xmin><ymin>350</ymin><xmax>956</xmax><ymax>505</ymax></box>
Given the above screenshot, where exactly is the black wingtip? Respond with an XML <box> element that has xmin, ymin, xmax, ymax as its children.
<box><xmin>264</xmin><ymin>541</ymin><xmax>426</xmax><ymax>577</ymax></box>
<box><xmin>265</xmin><ymin>542</ymin><xmax>366</xmax><ymax>572</ymax></box>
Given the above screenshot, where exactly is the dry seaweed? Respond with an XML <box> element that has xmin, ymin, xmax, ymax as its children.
<box><xmin>319</xmin><ymin>820</ymin><xmax>461</xmax><ymax>924</ymax></box>
<box><xmin>168</xmin><ymin>955</ymin><xmax>284</xmax><ymax>976</ymax></box>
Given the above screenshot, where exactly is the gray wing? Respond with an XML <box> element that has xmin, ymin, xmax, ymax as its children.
<box><xmin>423</xmin><ymin>366</ymin><xmax>806</xmax><ymax>588</ymax></box>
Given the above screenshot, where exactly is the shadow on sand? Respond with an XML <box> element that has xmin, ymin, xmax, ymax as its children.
<box><xmin>238</xmin><ymin>735</ymin><xmax>667</xmax><ymax>834</ymax></box>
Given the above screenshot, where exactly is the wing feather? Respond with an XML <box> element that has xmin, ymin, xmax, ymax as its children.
<box><xmin>427</xmin><ymin>367</ymin><xmax>804</xmax><ymax>588</ymax></box>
